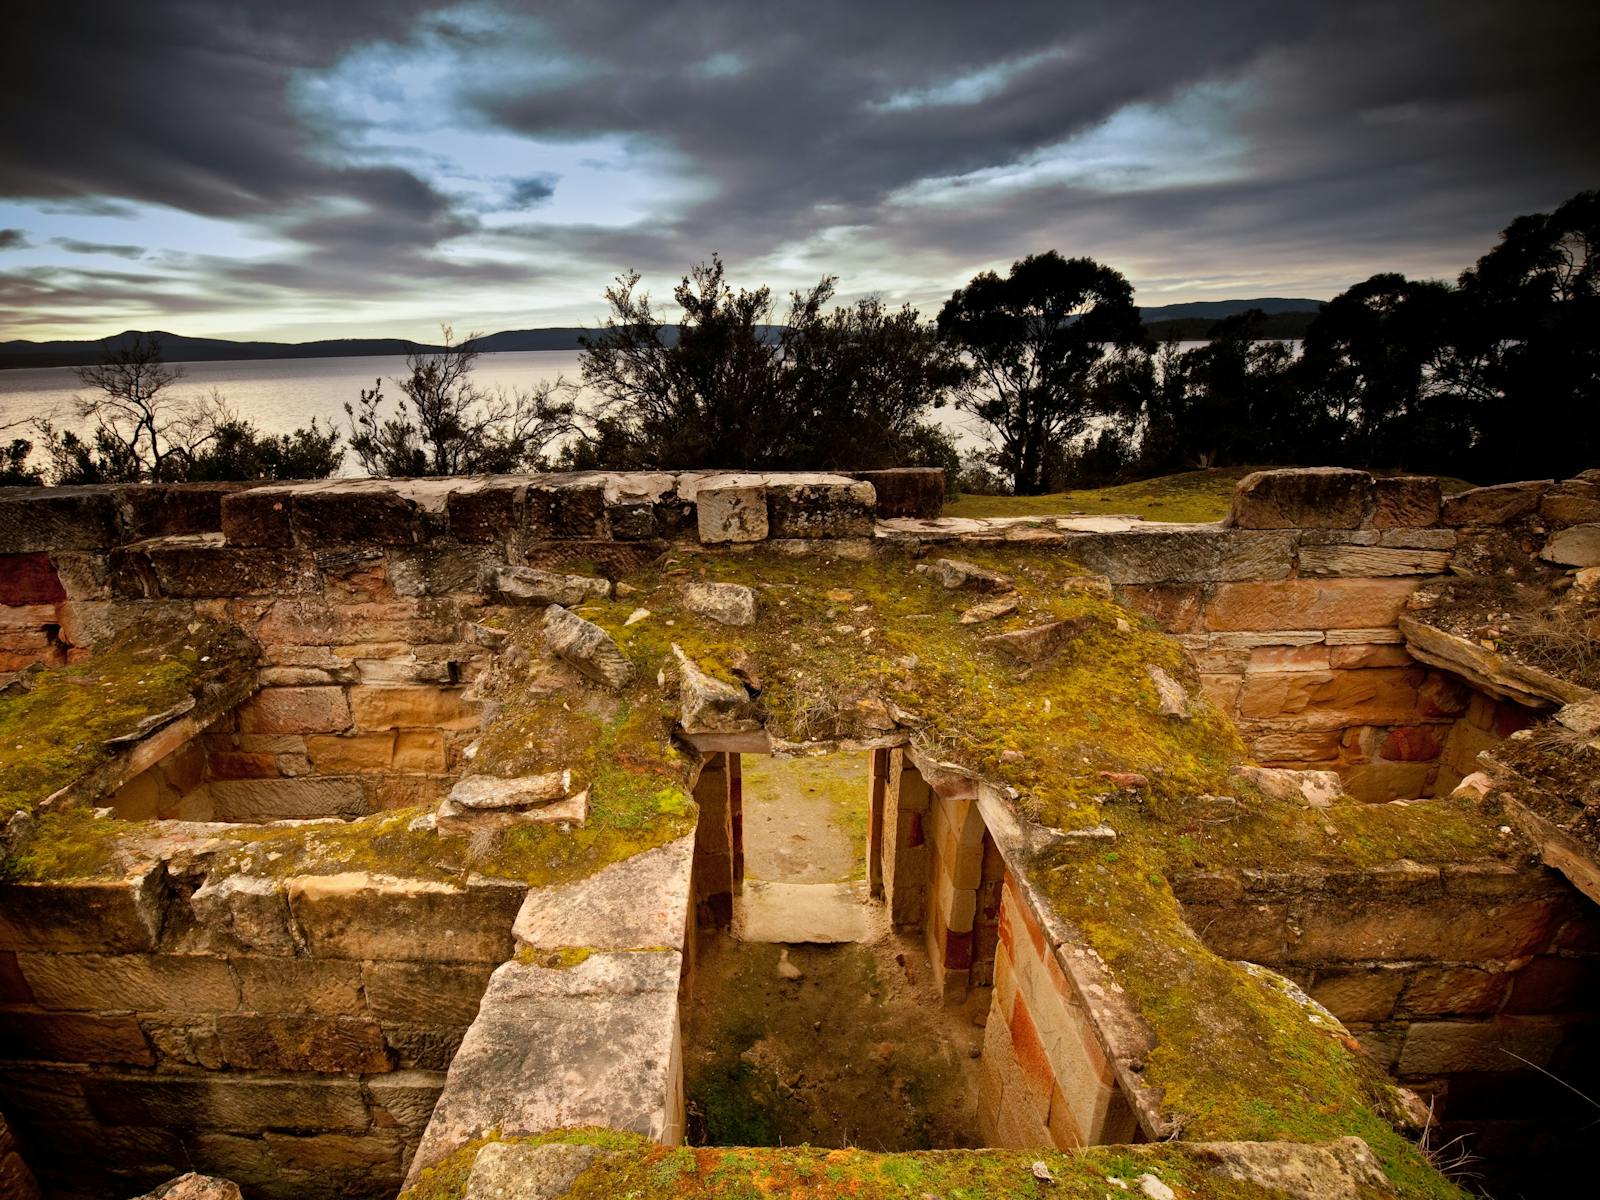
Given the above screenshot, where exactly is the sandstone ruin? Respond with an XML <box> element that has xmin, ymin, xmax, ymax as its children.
<box><xmin>1</xmin><ymin>465</ymin><xmax>1598</xmax><ymax>1200</ymax></box>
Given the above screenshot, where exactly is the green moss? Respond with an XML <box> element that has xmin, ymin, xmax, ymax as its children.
<box><xmin>945</xmin><ymin>468</ymin><xmax>1252</xmax><ymax>522</ymax></box>
<box><xmin>0</xmin><ymin>614</ymin><xmax>250</xmax><ymax>818</ymax></box>
<box><xmin>403</xmin><ymin>1130</ymin><xmax>1388</xmax><ymax>1200</ymax></box>
<box><xmin>0</xmin><ymin>807</ymin><xmax>132</xmax><ymax>881</ymax></box>
<box><xmin>515</xmin><ymin>945</ymin><xmax>595</xmax><ymax>969</ymax></box>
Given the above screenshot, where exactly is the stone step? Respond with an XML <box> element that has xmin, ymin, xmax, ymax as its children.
<box><xmin>733</xmin><ymin>880</ymin><xmax>872</xmax><ymax>944</ymax></box>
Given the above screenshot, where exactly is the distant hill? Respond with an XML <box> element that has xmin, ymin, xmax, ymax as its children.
<box><xmin>1</xmin><ymin>300</ymin><xmax>1326</xmax><ymax>369</ymax></box>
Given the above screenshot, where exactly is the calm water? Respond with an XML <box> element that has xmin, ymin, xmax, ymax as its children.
<box><xmin>0</xmin><ymin>349</ymin><xmax>1000</xmax><ymax>474</ymax></box>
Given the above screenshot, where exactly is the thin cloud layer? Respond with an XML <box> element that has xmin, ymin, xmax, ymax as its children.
<box><xmin>0</xmin><ymin>0</ymin><xmax>1595</xmax><ymax>341</ymax></box>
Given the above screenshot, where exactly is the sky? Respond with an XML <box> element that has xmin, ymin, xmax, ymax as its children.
<box><xmin>0</xmin><ymin>0</ymin><xmax>1596</xmax><ymax>343</ymax></box>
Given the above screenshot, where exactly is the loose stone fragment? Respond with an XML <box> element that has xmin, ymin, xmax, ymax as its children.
<box><xmin>462</xmin><ymin>1141</ymin><xmax>601</xmax><ymax>1200</ymax></box>
<box><xmin>1146</xmin><ymin>664</ymin><xmax>1190</xmax><ymax>719</ymax></box>
<box><xmin>1061</xmin><ymin>574</ymin><xmax>1115</xmax><ymax>598</ymax></box>
<box><xmin>1540</xmin><ymin>523</ymin><xmax>1600</xmax><ymax>567</ymax></box>
<box><xmin>1229</xmin><ymin>765</ymin><xmax>1343</xmax><ymax>808</ymax></box>
<box><xmin>682</xmin><ymin>581</ymin><xmax>757</xmax><ymax>626</ymax></box>
<box><xmin>437</xmin><ymin>772</ymin><xmax>585</xmax><ymax>831</ymax></box>
<box><xmin>958</xmin><ymin>592</ymin><xmax>1020</xmax><ymax>624</ymax></box>
<box><xmin>133</xmin><ymin>1174</ymin><xmax>244</xmax><ymax>1200</ymax></box>
<box><xmin>917</xmin><ymin>557</ymin><xmax>1014</xmax><ymax>592</ymax></box>
<box><xmin>671</xmin><ymin>644</ymin><xmax>761</xmax><ymax>734</ymax></box>
<box><xmin>624</xmin><ymin>607</ymin><xmax>651</xmax><ymax>626</ymax></box>
<box><xmin>982</xmin><ymin>616</ymin><xmax>1094</xmax><ymax>666</ymax></box>
<box><xmin>543</xmin><ymin>604</ymin><xmax>634</xmax><ymax>689</ymax></box>
<box><xmin>481</xmin><ymin>564</ymin><xmax>611</xmax><ymax>606</ymax></box>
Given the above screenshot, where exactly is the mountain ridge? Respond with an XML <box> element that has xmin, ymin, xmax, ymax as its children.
<box><xmin>0</xmin><ymin>298</ymin><xmax>1326</xmax><ymax>369</ymax></box>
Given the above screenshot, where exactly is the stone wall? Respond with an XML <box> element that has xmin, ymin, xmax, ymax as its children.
<box><xmin>0</xmin><ymin>1111</ymin><xmax>40</xmax><ymax>1200</ymax></box>
<box><xmin>1174</xmin><ymin>857</ymin><xmax>1600</xmax><ymax>1108</ymax></box>
<box><xmin>0</xmin><ymin>867</ymin><xmax>518</xmax><ymax>1198</ymax></box>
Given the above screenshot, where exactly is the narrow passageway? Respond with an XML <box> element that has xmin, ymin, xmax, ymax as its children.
<box><xmin>684</xmin><ymin>751</ymin><xmax>985</xmax><ymax>1150</ymax></box>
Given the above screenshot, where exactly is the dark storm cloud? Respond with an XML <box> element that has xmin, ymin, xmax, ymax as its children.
<box><xmin>0</xmin><ymin>230</ymin><xmax>26</xmax><ymax>250</ymax></box>
<box><xmin>0</xmin><ymin>0</ymin><xmax>1596</xmax><ymax>334</ymax></box>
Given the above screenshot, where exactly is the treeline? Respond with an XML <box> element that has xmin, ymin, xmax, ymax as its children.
<box><xmin>3</xmin><ymin>188</ymin><xmax>1593</xmax><ymax>492</ymax></box>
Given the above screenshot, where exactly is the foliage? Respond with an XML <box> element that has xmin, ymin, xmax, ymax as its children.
<box><xmin>0</xmin><ymin>438</ymin><xmax>42</xmax><ymax>485</ymax></box>
<box><xmin>25</xmin><ymin>333</ymin><xmax>342</xmax><ymax>483</ymax></box>
<box><xmin>346</xmin><ymin>325</ymin><xmax>576</xmax><ymax>476</ymax></box>
<box><xmin>936</xmin><ymin>252</ymin><xmax>1145</xmax><ymax>494</ymax></box>
<box><xmin>568</xmin><ymin>256</ymin><xmax>959</xmax><ymax>471</ymax></box>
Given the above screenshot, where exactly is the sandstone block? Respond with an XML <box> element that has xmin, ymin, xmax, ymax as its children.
<box><xmin>542</xmin><ymin>605</ymin><xmax>634</xmax><ymax>690</ymax></box>
<box><xmin>367</xmin><ymin>1069</ymin><xmax>447</xmax><ymax>1133</ymax></box>
<box><xmin>695</xmin><ymin>475</ymin><xmax>768</xmax><ymax>543</ymax></box>
<box><xmin>0</xmin><ymin>553</ymin><xmax>66</xmax><ymax>605</ymax></box>
<box><xmin>1329</xmin><ymin>643</ymin><xmax>1413</xmax><ymax>669</ymax></box>
<box><xmin>237</xmin><ymin>687</ymin><xmax>351</xmax><ymax>736</ymax></box>
<box><xmin>0</xmin><ymin>871</ymin><xmax>165</xmax><ymax>954</ymax></box>
<box><xmin>442</xmin><ymin>477</ymin><xmax>522</xmax><ymax>542</ymax></box>
<box><xmin>1441</xmin><ymin>479</ymin><xmax>1551</xmax><ymax>526</ymax></box>
<box><xmin>1228</xmin><ymin>468</ymin><xmax>1373</xmax><ymax>529</ymax></box>
<box><xmin>1116</xmin><ymin>584</ymin><xmax>1205</xmax><ymax>631</ymax></box>
<box><xmin>1068</xmin><ymin>529</ymin><xmax>1297</xmax><ymax>584</ymax></box>
<box><xmin>233</xmin><ymin>958</ymin><xmax>364</xmax><ymax>1015</ymax></box>
<box><xmin>514</xmin><ymin>834</ymin><xmax>694</xmax><ymax>952</ymax></box>
<box><xmin>304</xmin><ymin>733</ymin><xmax>395</xmax><ymax>773</ymax></box>
<box><xmin>0</xmin><ymin>486</ymin><xmax>121</xmax><ymax>553</ymax></box>
<box><xmin>361</xmin><ymin>961</ymin><xmax>495</xmax><ymax>1026</ymax></box>
<box><xmin>287</xmin><ymin>873</ymin><xmax>521</xmax><ymax>962</ymax></box>
<box><xmin>84</xmin><ymin>1075</ymin><xmax>370</xmax><ymax>1131</ymax></box>
<box><xmin>17</xmin><ymin>953</ymin><xmax>240</xmax><ymax>1013</ymax></box>
<box><xmin>382</xmin><ymin>1024</ymin><xmax>469</xmax><ymax>1070</ymax></box>
<box><xmin>766</xmin><ymin>475</ymin><xmax>875</xmax><ymax>538</ymax></box>
<box><xmin>1539</xmin><ymin>522</ymin><xmax>1600</xmax><ymax>567</ymax></box>
<box><xmin>1399</xmin><ymin>966</ymin><xmax>1507</xmax><ymax>1016</ymax></box>
<box><xmin>1237</xmin><ymin>666</ymin><xmax>1424</xmax><ymax>726</ymax></box>
<box><xmin>1397</xmin><ymin>1017</ymin><xmax>1563</xmax><ymax>1075</ymax></box>
<box><xmin>220</xmin><ymin>487</ymin><xmax>295</xmax><ymax>547</ymax></box>
<box><xmin>918</xmin><ymin>557</ymin><xmax>1014</xmax><ymax>592</ymax></box>
<box><xmin>1538</xmin><ymin>481</ymin><xmax>1600</xmax><ymax>528</ymax></box>
<box><xmin>132</xmin><ymin>1171</ymin><xmax>244</xmax><ymax>1200</ymax></box>
<box><xmin>408</xmin><ymin>952</ymin><xmax>684</xmax><ymax>1179</ymax></box>
<box><xmin>1341</xmin><ymin>761</ymin><xmax>1433</xmax><ymax>802</ymax></box>
<box><xmin>215</xmin><ymin>1014</ymin><xmax>391</xmax><ymax>1073</ymax></box>
<box><xmin>290</xmin><ymin>480</ymin><xmax>430</xmax><ymax>546</ymax></box>
<box><xmin>1369</xmin><ymin>475</ymin><xmax>1441</xmax><ymax>528</ymax></box>
<box><xmin>189</xmin><ymin>875</ymin><xmax>299</xmax><ymax>955</ymax></box>
<box><xmin>1205</xmin><ymin>579</ymin><xmax>1419</xmax><ymax>631</ymax></box>
<box><xmin>523</xmin><ymin>478</ymin><xmax>608</xmax><ymax>539</ymax></box>
<box><xmin>682</xmin><ymin>581</ymin><xmax>757</xmax><ymax>626</ymax></box>
<box><xmin>134</xmin><ymin>543</ymin><xmax>320</xmax><ymax>598</ymax></box>
<box><xmin>1297</xmin><ymin>544</ymin><xmax>1450</xmax><ymax>577</ymax></box>
<box><xmin>479</xmin><ymin>563</ymin><xmax>610</xmax><ymax>606</ymax></box>
<box><xmin>208</xmin><ymin>778</ymin><xmax>367</xmax><ymax>822</ymax></box>
<box><xmin>982</xmin><ymin>617</ymin><xmax>1094</xmax><ymax>667</ymax></box>
<box><xmin>0</xmin><ymin>1011</ymin><xmax>153</xmax><ymax>1066</ymax></box>
<box><xmin>348</xmin><ymin>685</ymin><xmax>479</xmax><ymax>731</ymax></box>
<box><xmin>1310</xmin><ymin>967</ymin><xmax>1405</xmax><ymax>1025</ymax></box>
<box><xmin>393</xmin><ymin>729</ymin><xmax>447</xmax><ymax>772</ymax></box>
<box><xmin>672</xmin><ymin>645</ymin><xmax>760</xmax><ymax>734</ymax></box>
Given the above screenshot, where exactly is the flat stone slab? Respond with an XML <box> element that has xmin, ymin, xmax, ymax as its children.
<box><xmin>463</xmin><ymin>1142</ymin><xmax>602</xmax><ymax>1200</ymax></box>
<box><xmin>734</xmin><ymin>880</ymin><xmax>871</xmax><ymax>943</ymax></box>
<box><xmin>513</xmin><ymin>835</ymin><xmax>694</xmax><ymax>951</ymax></box>
<box><xmin>409</xmin><ymin>951</ymin><xmax>683</xmax><ymax>1182</ymax></box>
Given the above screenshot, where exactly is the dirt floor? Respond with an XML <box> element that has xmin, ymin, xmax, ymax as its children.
<box><xmin>683</xmin><ymin>928</ymin><xmax>987</xmax><ymax>1150</ymax></box>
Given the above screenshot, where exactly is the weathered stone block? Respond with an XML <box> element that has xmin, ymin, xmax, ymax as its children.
<box><xmin>1441</xmin><ymin>479</ymin><xmax>1551</xmax><ymax>526</ymax></box>
<box><xmin>84</xmin><ymin>1075</ymin><xmax>371</xmax><ymax>1130</ymax></box>
<box><xmin>1368</xmin><ymin>475</ymin><xmax>1441</xmax><ymax>528</ymax></box>
<box><xmin>367</xmin><ymin>1069</ymin><xmax>446</xmax><ymax>1133</ymax></box>
<box><xmin>17</xmin><ymin>953</ymin><xmax>240</xmax><ymax>1013</ymax></box>
<box><xmin>361</xmin><ymin>961</ymin><xmax>495</xmax><ymax>1026</ymax></box>
<box><xmin>0</xmin><ymin>871</ymin><xmax>165</xmax><ymax>954</ymax></box>
<box><xmin>233</xmin><ymin>958</ymin><xmax>365</xmax><ymax>1015</ymax></box>
<box><xmin>304</xmin><ymin>733</ymin><xmax>395</xmax><ymax>773</ymax></box>
<box><xmin>287</xmin><ymin>873</ymin><xmax>521</xmax><ymax>962</ymax></box>
<box><xmin>605</xmin><ymin>499</ymin><xmax>658</xmax><ymax>540</ymax></box>
<box><xmin>347</xmin><ymin>685</ymin><xmax>478</xmax><ymax>731</ymax></box>
<box><xmin>382</xmin><ymin>1024</ymin><xmax>469</xmax><ymax>1070</ymax></box>
<box><xmin>220</xmin><ymin>487</ymin><xmax>296</xmax><ymax>547</ymax></box>
<box><xmin>393</xmin><ymin>730</ymin><xmax>448</xmax><ymax>772</ymax></box>
<box><xmin>289</xmin><ymin>481</ymin><xmax>425</xmax><ymax>546</ymax></box>
<box><xmin>115</xmin><ymin>483</ymin><xmax>251</xmax><ymax>540</ymax></box>
<box><xmin>189</xmin><ymin>875</ymin><xmax>299</xmax><ymax>955</ymax></box>
<box><xmin>1540</xmin><ymin>522</ymin><xmax>1600</xmax><ymax>567</ymax></box>
<box><xmin>480</xmin><ymin>563</ymin><xmax>609</xmax><ymax>606</ymax></box>
<box><xmin>1205</xmin><ymin>579</ymin><xmax>1419</xmax><ymax>631</ymax></box>
<box><xmin>1228</xmin><ymin>468</ymin><xmax>1373</xmax><ymax>529</ymax></box>
<box><xmin>1397</xmin><ymin>1017</ymin><xmax>1564</xmax><ymax>1075</ymax></box>
<box><xmin>237</xmin><ymin>687</ymin><xmax>351</xmax><ymax>736</ymax></box>
<box><xmin>1341</xmin><ymin>761</ymin><xmax>1433</xmax><ymax>801</ymax></box>
<box><xmin>1539</xmin><ymin>481</ymin><xmax>1600</xmax><ymax>528</ymax></box>
<box><xmin>1399</xmin><ymin>966</ymin><xmax>1507</xmax><ymax>1016</ymax></box>
<box><xmin>215</xmin><ymin>1014</ymin><xmax>391</xmax><ymax>1073</ymax></box>
<box><xmin>0</xmin><ymin>1011</ymin><xmax>153</xmax><ymax>1065</ymax></box>
<box><xmin>695</xmin><ymin>475</ymin><xmax>768</xmax><ymax>543</ymax></box>
<box><xmin>0</xmin><ymin>487</ymin><xmax>121</xmax><ymax>553</ymax></box>
<box><xmin>514</xmin><ymin>835</ymin><xmax>694</xmax><ymax>952</ymax></box>
<box><xmin>1069</xmin><ymin>530</ymin><xmax>1297</xmax><ymax>584</ymax></box>
<box><xmin>445</xmin><ymin>477</ymin><xmax>523</xmax><ymax>543</ymax></box>
<box><xmin>131</xmin><ymin>542</ymin><xmax>320</xmax><ymax>599</ymax></box>
<box><xmin>1237</xmin><ymin>666</ymin><xmax>1424</xmax><ymax>725</ymax></box>
<box><xmin>523</xmin><ymin>478</ymin><xmax>608</xmax><ymax>539</ymax></box>
<box><xmin>1329</xmin><ymin>643</ymin><xmax>1413</xmax><ymax>669</ymax></box>
<box><xmin>1297</xmin><ymin>544</ymin><xmax>1450</xmax><ymax>577</ymax></box>
<box><xmin>0</xmin><ymin>553</ymin><xmax>66</xmax><ymax>605</ymax></box>
<box><xmin>1116</xmin><ymin>584</ymin><xmax>1204</xmax><ymax>632</ymax></box>
<box><xmin>766</xmin><ymin>475</ymin><xmax>875</xmax><ymax>538</ymax></box>
<box><xmin>208</xmin><ymin>778</ymin><xmax>367</xmax><ymax>822</ymax></box>
<box><xmin>408</xmin><ymin>951</ymin><xmax>684</xmax><ymax>1178</ymax></box>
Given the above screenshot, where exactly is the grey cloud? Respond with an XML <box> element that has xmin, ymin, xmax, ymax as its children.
<box><xmin>51</xmin><ymin>237</ymin><xmax>145</xmax><ymax>259</ymax></box>
<box><xmin>0</xmin><ymin>229</ymin><xmax>26</xmax><ymax>250</ymax></box>
<box><xmin>507</xmin><ymin>174</ymin><xmax>560</xmax><ymax>208</ymax></box>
